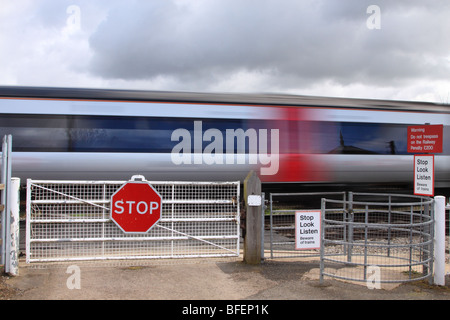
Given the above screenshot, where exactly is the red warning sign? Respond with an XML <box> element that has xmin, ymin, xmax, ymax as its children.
<box><xmin>110</xmin><ymin>181</ymin><xmax>162</xmax><ymax>233</ymax></box>
<box><xmin>407</xmin><ymin>124</ymin><xmax>443</xmax><ymax>154</ymax></box>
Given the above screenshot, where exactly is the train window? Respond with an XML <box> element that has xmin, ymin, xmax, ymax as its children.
<box><xmin>324</xmin><ymin>122</ymin><xmax>409</xmax><ymax>155</ymax></box>
<box><xmin>270</xmin><ymin>120</ymin><xmax>411</xmax><ymax>155</ymax></box>
<box><xmin>0</xmin><ymin>114</ymin><xmax>447</xmax><ymax>156</ymax></box>
<box><xmin>0</xmin><ymin>114</ymin><xmax>246</xmax><ymax>153</ymax></box>
<box><xmin>0</xmin><ymin>115</ymin><xmax>70</xmax><ymax>151</ymax></box>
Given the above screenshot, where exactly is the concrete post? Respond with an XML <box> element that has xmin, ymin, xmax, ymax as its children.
<box><xmin>243</xmin><ymin>171</ymin><xmax>262</xmax><ymax>264</ymax></box>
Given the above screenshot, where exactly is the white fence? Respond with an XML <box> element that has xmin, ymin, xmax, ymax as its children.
<box><xmin>1</xmin><ymin>135</ymin><xmax>20</xmax><ymax>275</ymax></box>
<box><xmin>26</xmin><ymin>178</ymin><xmax>240</xmax><ymax>262</ymax></box>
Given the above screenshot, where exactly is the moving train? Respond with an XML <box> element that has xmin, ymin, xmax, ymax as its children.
<box><xmin>0</xmin><ymin>86</ymin><xmax>449</xmax><ymax>191</ymax></box>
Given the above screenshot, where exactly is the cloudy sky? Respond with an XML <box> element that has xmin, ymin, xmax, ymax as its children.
<box><xmin>1</xmin><ymin>0</ymin><xmax>450</xmax><ymax>103</ymax></box>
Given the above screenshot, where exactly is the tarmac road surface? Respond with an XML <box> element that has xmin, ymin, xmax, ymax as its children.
<box><xmin>3</xmin><ymin>257</ymin><xmax>450</xmax><ymax>303</ymax></box>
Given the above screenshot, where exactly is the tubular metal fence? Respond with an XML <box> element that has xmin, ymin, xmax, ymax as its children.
<box><xmin>266</xmin><ymin>192</ymin><xmax>346</xmax><ymax>259</ymax></box>
<box><xmin>319</xmin><ymin>193</ymin><xmax>434</xmax><ymax>284</ymax></box>
<box><xmin>26</xmin><ymin>179</ymin><xmax>240</xmax><ymax>262</ymax></box>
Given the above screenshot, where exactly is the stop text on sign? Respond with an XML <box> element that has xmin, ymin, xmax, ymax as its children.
<box><xmin>113</xmin><ymin>200</ymin><xmax>159</xmax><ymax>215</ymax></box>
<box><xmin>295</xmin><ymin>210</ymin><xmax>321</xmax><ymax>250</ymax></box>
<box><xmin>414</xmin><ymin>154</ymin><xmax>434</xmax><ymax>197</ymax></box>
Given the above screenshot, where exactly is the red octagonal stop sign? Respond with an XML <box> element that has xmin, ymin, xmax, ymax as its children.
<box><xmin>110</xmin><ymin>179</ymin><xmax>162</xmax><ymax>233</ymax></box>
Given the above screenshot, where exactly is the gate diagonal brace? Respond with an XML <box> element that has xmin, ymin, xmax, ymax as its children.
<box><xmin>31</xmin><ymin>183</ymin><xmax>110</xmax><ymax>210</ymax></box>
<box><xmin>155</xmin><ymin>224</ymin><xmax>237</xmax><ymax>254</ymax></box>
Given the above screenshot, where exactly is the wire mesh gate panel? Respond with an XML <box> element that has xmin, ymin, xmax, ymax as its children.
<box><xmin>266</xmin><ymin>192</ymin><xmax>346</xmax><ymax>259</ymax></box>
<box><xmin>26</xmin><ymin>179</ymin><xmax>240</xmax><ymax>263</ymax></box>
<box><xmin>320</xmin><ymin>193</ymin><xmax>434</xmax><ymax>284</ymax></box>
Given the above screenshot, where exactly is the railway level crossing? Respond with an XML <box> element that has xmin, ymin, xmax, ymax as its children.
<box><xmin>8</xmin><ymin>169</ymin><xmax>450</xmax><ymax>287</ymax></box>
<box><xmin>1</xmin><ymin>121</ymin><xmax>447</xmax><ymax>286</ymax></box>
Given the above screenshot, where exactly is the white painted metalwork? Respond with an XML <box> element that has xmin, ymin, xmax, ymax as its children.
<box><xmin>1</xmin><ymin>135</ymin><xmax>12</xmax><ymax>266</ymax></box>
<box><xmin>266</xmin><ymin>192</ymin><xmax>346</xmax><ymax>259</ymax></box>
<box><xmin>319</xmin><ymin>193</ymin><xmax>434</xmax><ymax>285</ymax></box>
<box><xmin>26</xmin><ymin>178</ymin><xmax>240</xmax><ymax>262</ymax></box>
<box><xmin>1</xmin><ymin>135</ymin><xmax>20</xmax><ymax>275</ymax></box>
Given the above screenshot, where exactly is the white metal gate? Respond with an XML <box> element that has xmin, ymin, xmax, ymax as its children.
<box><xmin>26</xmin><ymin>178</ymin><xmax>240</xmax><ymax>262</ymax></box>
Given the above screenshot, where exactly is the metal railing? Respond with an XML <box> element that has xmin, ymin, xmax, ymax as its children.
<box><xmin>266</xmin><ymin>192</ymin><xmax>346</xmax><ymax>259</ymax></box>
<box><xmin>319</xmin><ymin>192</ymin><xmax>434</xmax><ymax>284</ymax></box>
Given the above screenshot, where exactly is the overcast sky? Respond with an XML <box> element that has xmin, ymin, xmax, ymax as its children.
<box><xmin>1</xmin><ymin>0</ymin><xmax>450</xmax><ymax>103</ymax></box>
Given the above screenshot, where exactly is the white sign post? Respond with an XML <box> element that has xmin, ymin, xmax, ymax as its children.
<box><xmin>295</xmin><ymin>210</ymin><xmax>321</xmax><ymax>250</ymax></box>
<box><xmin>414</xmin><ymin>155</ymin><xmax>434</xmax><ymax>196</ymax></box>
<box><xmin>434</xmin><ymin>196</ymin><xmax>446</xmax><ymax>285</ymax></box>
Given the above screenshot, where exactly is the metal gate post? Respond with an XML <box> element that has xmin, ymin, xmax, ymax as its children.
<box><xmin>25</xmin><ymin>179</ymin><xmax>31</xmax><ymax>264</ymax></box>
<box><xmin>261</xmin><ymin>192</ymin><xmax>265</xmax><ymax>260</ymax></box>
<box><xmin>1</xmin><ymin>135</ymin><xmax>12</xmax><ymax>266</ymax></box>
<box><xmin>387</xmin><ymin>195</ymin><xmax>392</xmax><ymax>257</ymax></box>
<box><xmin>0</xmin><ymin>136</ymin><xmax>7</xmax><ymax>265</ymax></box>
<box><xmin>269</xmin><ymin>193</ymin><xmax>273</xmax><ymax>259</ymax></box>
<box><xmin>319</xmin><ymin>198</ymin><xmax>326</xmax><ymax>285</ymax></box>
<box><xmin>347</xmin><ymin>192</ymin><xmax>354</xmax><ymax>263</ymax></box>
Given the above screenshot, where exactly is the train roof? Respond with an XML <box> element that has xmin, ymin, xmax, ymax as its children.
<box><xmin>0</xmin><ymin>85</ymin><xmax>449</xmax><ymax>113</ymax></box>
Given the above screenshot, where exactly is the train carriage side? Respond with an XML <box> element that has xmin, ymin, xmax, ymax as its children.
<box><xmin>0</xmin><ymin>86</ymin><xmax>449</xmax><ymax>191</ymax></box>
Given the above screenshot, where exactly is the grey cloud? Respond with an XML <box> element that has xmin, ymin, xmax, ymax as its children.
<box><xmin>87</xmin><ymin>0</ymin><xmax>450</xmax><ymax>90</ymax></box>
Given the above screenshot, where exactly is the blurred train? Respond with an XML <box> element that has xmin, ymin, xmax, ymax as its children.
<box><xmin>0</xmin><ymin>86</ymin><xmax>449</xmax><ymax>191</ymax></box>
